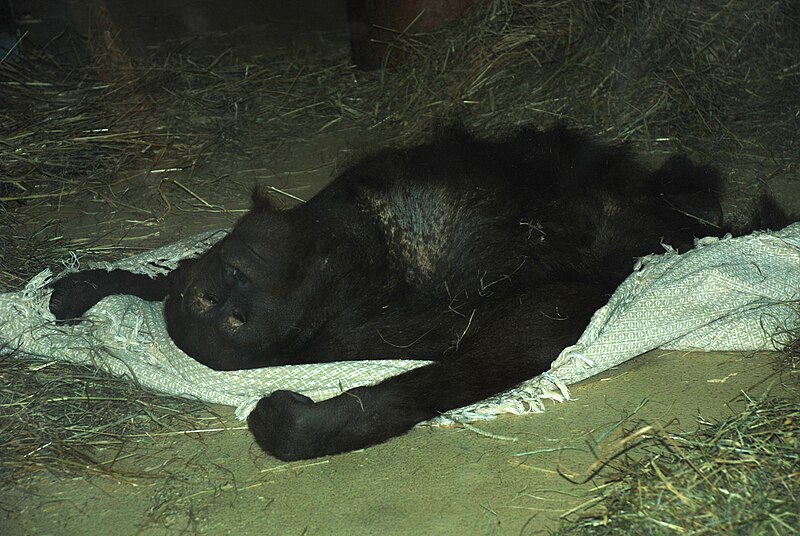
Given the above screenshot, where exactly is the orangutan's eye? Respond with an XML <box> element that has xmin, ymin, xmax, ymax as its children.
<box><xmin>224</xmin><ymin>265</ymin><xmax>249</xmax><ymax>288</ymax></box>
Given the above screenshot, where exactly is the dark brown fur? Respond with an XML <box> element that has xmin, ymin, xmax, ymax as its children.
<box><xmin>49</xmin><ymin>125</ymin><xmax>787</xmax><ymax>460</ymax></box>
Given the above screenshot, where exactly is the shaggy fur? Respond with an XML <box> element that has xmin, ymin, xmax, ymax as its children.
<box><xmin>49</xmin><ymin>125</ymin><xmax>784</xmax><ymax>460</ymax></box>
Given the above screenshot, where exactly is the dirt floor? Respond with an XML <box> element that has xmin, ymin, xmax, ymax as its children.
<box><xmin>2</xmin><ymin>349</ymin><xmax>789</xmax><ymax>535</ymax></box>
<box><xmin>1</xmin><ymin>1</ymin><xmax>799</xmax><ymax>534</ymax></box>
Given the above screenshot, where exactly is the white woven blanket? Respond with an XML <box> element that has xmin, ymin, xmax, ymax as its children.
<box><xmin>1</xmin><ymin>223</ymin><xmax>798</xmax><ymax>424</ymax></box>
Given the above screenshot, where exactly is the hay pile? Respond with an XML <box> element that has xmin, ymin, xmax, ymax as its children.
<box><xmin>555</xmin><ymin>387</ymin><xmax>799</xmax><ymax>534</ymax></box>
<box><xmin>1</xmin><ymin>0</ymin><xmax>799</xmax><ymax>502</ymax></box>
<box><xmin>3</xmin><ymin>2</ymin><xmax>799</xmax><ymax>275</ymax></box>
<box><xmin>0</xmin><ymin>355</ymin><xmax>220</xmax><ymax>486</ymax></box>
<box><xmin>553</xmin><ymin>326</ymin><xmax>800</xmax><ymax>535</ymax></box>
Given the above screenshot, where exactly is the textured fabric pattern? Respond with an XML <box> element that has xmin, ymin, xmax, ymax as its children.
<box><xmin>1</xmin><ymin>224</ymin><xmax>797</xmax><ymax>423</ymax></box>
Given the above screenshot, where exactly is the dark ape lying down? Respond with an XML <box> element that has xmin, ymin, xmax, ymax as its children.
<box><xmin>49</xmin><ymin>125</ymin><xmax>781</xmax><ymax>461</ymax></box>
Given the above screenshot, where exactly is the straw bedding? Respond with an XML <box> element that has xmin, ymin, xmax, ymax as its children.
<box><xmin>1</xmin><ymin>4</ymin><xmax>799</xmax><ymax>525</ymax></box>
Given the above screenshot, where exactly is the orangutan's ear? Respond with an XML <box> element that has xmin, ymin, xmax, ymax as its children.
<box><xmin>251</xmin><ymin>187</ymin><xmax>274</xmax><ymax>211</ymax></box>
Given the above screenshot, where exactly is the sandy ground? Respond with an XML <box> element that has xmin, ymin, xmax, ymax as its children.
<box><xmin>1</xmin><ymin>350</ymin><xmax>788</xmax><ymax>535</ymax></box>
<box><xmin>2</xmin><ymin>129</ymin><xmax>791</xmax><ymax>534</ymax></box>
<box><xmin>2</xmin><ymin>1</ymin><xmax>798</xmax><ymax>535</ymax></box>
